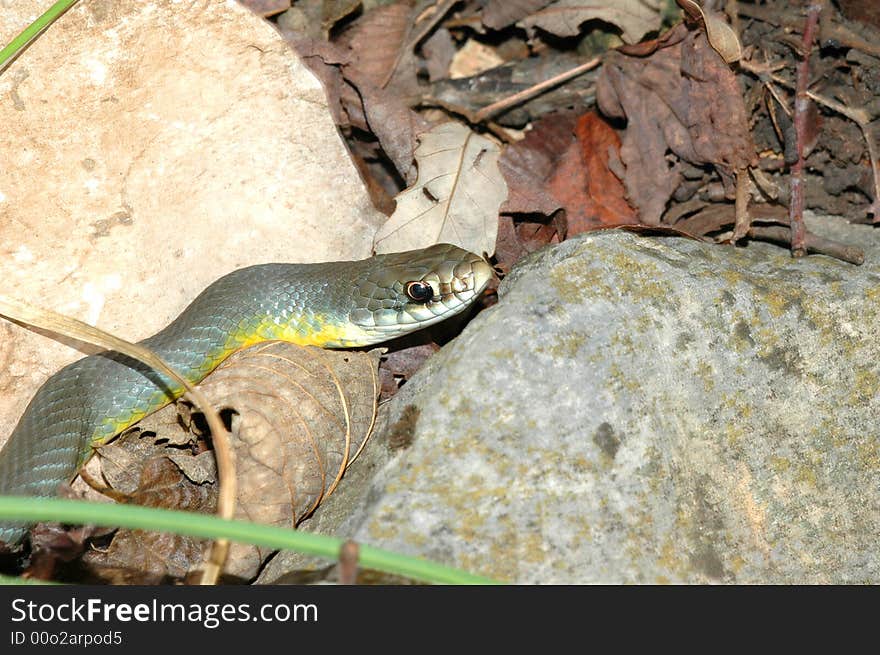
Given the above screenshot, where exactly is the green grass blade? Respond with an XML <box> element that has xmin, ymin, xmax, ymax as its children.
<box><xmin>0</xmin><ymin>573</ymin><xmax>56</xmax><ymax>585</ymax></box>
<box><xmin>0</xmin><ymin>0</ymin><xmax>80</xmax><ymax>73</ymax></box>
<box><xmin>0</xmin><ymin>496</ymin><xmax>501</xmax><ymax>585</ymax></box>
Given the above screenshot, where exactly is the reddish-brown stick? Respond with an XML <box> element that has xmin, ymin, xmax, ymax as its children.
<box><xmin>789</xmin><ymin>2</ymin><xmax>824</xmax><ymax>257</ymax></box>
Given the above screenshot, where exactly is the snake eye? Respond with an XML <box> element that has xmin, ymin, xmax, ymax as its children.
<box><xmin>405</xmin><ymin>281</ymin><xmax>434</xmax><ymax>303</ymax></box>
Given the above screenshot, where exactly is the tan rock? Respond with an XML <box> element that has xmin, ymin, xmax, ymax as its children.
<box><xmin>0</xmin><ymin>0</ymin><xmax>383</xmax><ymax>443</ymax></box>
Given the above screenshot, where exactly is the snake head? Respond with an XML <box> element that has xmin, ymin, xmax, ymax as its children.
<box><xmin>348</xmin><ymin>243</ymin><xmax>494</xmax><ymax>342</ymax></box>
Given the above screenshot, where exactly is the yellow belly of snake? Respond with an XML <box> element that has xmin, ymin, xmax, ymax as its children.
<box><xmin>0</xmin><ymin>243</ymin><xmax>493</xmax><ymax>546</ymax></box>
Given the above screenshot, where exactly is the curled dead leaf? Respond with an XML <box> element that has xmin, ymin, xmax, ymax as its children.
<box><xmin>516</xmin><ymin>0</ymin><xmax>663</xmax><ymax>44</ymax></box>
<box><xmin>597</xmin><ymin>24</ymin><xmax>756</xmax><ymax>224</ymax></box>
<box><xmin>86</xmin><ymin>342</ymin><xmax>381</xmax><ymax>582</ymax></box>
<box><xmin>197</xmin><ymin>342</ymin><xmax>381</xmax><ymax>578</ymax></box>
<box><xmin>677</xmin><ymin>0</ymin><xmax>742</xmax><ymax>63</ymax></box>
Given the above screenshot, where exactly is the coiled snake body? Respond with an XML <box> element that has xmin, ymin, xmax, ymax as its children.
<box><xmin>0</xmin><ymin>243</ymin><xmax>493</xmax><ymax>546</ymax></box>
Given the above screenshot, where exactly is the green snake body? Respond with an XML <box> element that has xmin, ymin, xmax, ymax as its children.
<box><xmin>0</xmin><ymin>244</ymin><xmax>492</xmax><ymax>546</ymax></box>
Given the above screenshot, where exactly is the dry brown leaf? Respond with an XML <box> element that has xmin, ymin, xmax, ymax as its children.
<box><xmin>285</xmin><ymin>33</ymin><xmax>428</xmax><ymax>186</ymax></box>
<box><xmin>98</xmin><ymin>428</ymin><xmax>185</xmax><ymax>496</ymax></box>
<box><xmin>517</xmin><ymin>0</ymin><xmax>663</xmax><ymax>44</ymax></box>
<box><xmin>374</xmin><ymin>121</ymin><xmax>508</xmax><ymax>256</ymax></box>
<box><xmin>677</xmin><ymin>0</ymin><xmax>742</xmax><ymax>63</ymax></box>
<box><xmin>495</xmin><ymin>213</ymin><xmax>566</xmax><ymax>275</ymax></box>
<box><xmin>358</xmin><ymin>81</ymin><xmax>432</xmax><ymax>184</ymax></box>
<box><xmin>548</xmin><ymin>112</ymin><xmax>638</xmax><ymax>234</ymax></box>
<box><xmin>448</xmin><ymin>40</ymin><xmax>506</xmax><ymax>79</ymax></box>
<box><xmin>514</xmin><ymin>218</ymin><xmax>563</xmax><ymax>252</ymax></box>
<box><xmin>87</xmin><ymin>342</ymin><xmax>381</xmax><ymax>582</ymax></box>
<box><xmin>322</xmin><ymin>0</ymin><xmax>361</xmax><ymax>32</ymax></box>
<box><xmin>283</xmin><ymin>34</ymin><xmax>359</xmax><ymax>130</ymax></box>
<box><xmin>701</xmin><ymin>15</ymin><xmax>741</xmax><ymax>64</ymax></box>
<box><xmin>83</xmin><ymin>457</ymin><xmax>215</xmax><ymax>584</ymax></box>
<box><xmin>494</xmin><ymin>215</ymin><xmax>531</xmax><ymax>273</ymax></box>
<box><xmin>495</xmin><ymin>111</ymin><xmax>581</xmax><ymax>272</ymax></box>
<box><xmin>422</xmin><ymin>28</ymin><xmax>456</xmax><ymax>82</ymax></box>
<box><xmin>337</xmin><ymin>2</ymin><xmax>417</xmax><ymax>94</ymax></box>
<box><xmin>379</xmin><ymin>342</ymin><xmax>440</xmax><ymax>400</ymax></box>
<box><xmin>482</xmin><ymin>0</ymin><xmax>555</xmax><ymax>30</ymax></box>
<box><xmin>499</xmin><ymin>109</ymin><xmax>578</xmax><ymax>216</ymax></box>
<box><xmin>278</xmin><ymin>0</ymin><xmax>359</xmax><ymax>38</ymax></box>
<box><xmin>276</xmin><ymin>0</ymin><xmax>324</xmax><ymax>39</ymax></box>
<box><xmin>183</xmin><ymin>343</ymin><xmax>381</xmax><ymax>578</ymax></box>
<box><xmin>167</xmin><ymin>451</ymin><xmax>217</xmax><ymax>486</ymax></box>
<box><xmin>596</xmin><ymin>24</ymin><xmax>756</xmax><ymax>224</ymax></box>
<box><xmin>286</xmin><ymin>32</ymin><xmax>432</xmax><ymax>187</ymax></box>
<box><xmin>239</xmin><ymin>0</ymin><xmax>290</xmax><ymax>17</ymax></box>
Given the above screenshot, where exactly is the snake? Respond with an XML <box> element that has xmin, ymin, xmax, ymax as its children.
<box><xmin>0</xmin><ymin>243</ymin><xmax>493</xmax><ymax>547</ymax></box>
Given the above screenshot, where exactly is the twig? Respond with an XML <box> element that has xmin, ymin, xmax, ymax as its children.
<box><xmin>198</xmin><ymin>423</ymin><xmax>236</xmax><ymax>585</ymax></box>
<box><xmin>732</xmin><ymin>167</ymin><xmax>751</xmax><ymax>241</ymax></box>
<box><xmin>764</xmin><ymin>80</ymin><xmax>792</xmax><ymax>118</ymax></box>
<box><xmin>784</xmin><ymin>90</ymin><xmax>878</xmax><ymax>220</ymax></box>
<box><xmin>473</xmin><ymin>57</ymin><xmax>601</xmax><ymax>123</ymax></box>
<box><xmin>744</xmin><ymin>57</ymin><xmax>870</xmax><ymax>124</ymax></box>
<box><xmin>746</xmin><ymin>225</ymin><xmax>864</xmax><ymax>264</ymax></box>
<box><xmin>789</xmin><ymin>2</ymin><xmax>823</xmax><ymax>257</ymax></box>
<box><xmin>338</xmin><ymin>540</ymin><xmax>360</xmax><ymax>584</ymax></box>
<box><xmin>417</xmin><ymin>96</ymin><xmax>523</xmax><ymax>142</ymax></box>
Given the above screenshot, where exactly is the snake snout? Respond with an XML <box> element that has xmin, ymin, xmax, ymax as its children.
<box><xmin>469</xmin><ymin>257</ymin><xmax>494</xmax><ymax>297</ymax></box>
<box><xmin>349</xmin><ymin>244</ymin><xmax>494</xmax><ymax>339</ymax></box>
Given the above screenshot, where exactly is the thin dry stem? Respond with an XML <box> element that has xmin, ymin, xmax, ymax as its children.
<box><xmin>338</xmin><ymin>540</ymin><xmax>360</xmax><ymax>584</ymax></box>
<box><xmin>789</xmin><ymin>2</ymin><xmax>824</xmax><ymax>257</ymax></box>
<box><xmin>732</xmin><ymin>167</ymin><xmax>751</xmax><ymax>241</ymax></box>
<box><xmin>473</xmin><ymin>57</ymin><xmax>601</xmax><ymax>123</ymax></box>
<box><xmin>746</xmin><ymin>224</ymin><xmax>864</xmax><ymax>264</ymax></box>
<box><xmin>764</xmin><ymin>81</ymin><xmax>792</xmax><ymax>118</ymax></box>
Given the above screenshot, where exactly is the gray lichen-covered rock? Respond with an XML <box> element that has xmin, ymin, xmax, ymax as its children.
<box><xmin>263</xmin><ymin>219</ymin><xmax>880</xmax><ymax>584</ymax></box>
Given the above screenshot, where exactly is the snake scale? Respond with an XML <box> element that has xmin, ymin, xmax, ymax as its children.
<box><xmin>0</xmin><ymin>243</ymin><xmax>493</xmax><ymax>547</ymax></box>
